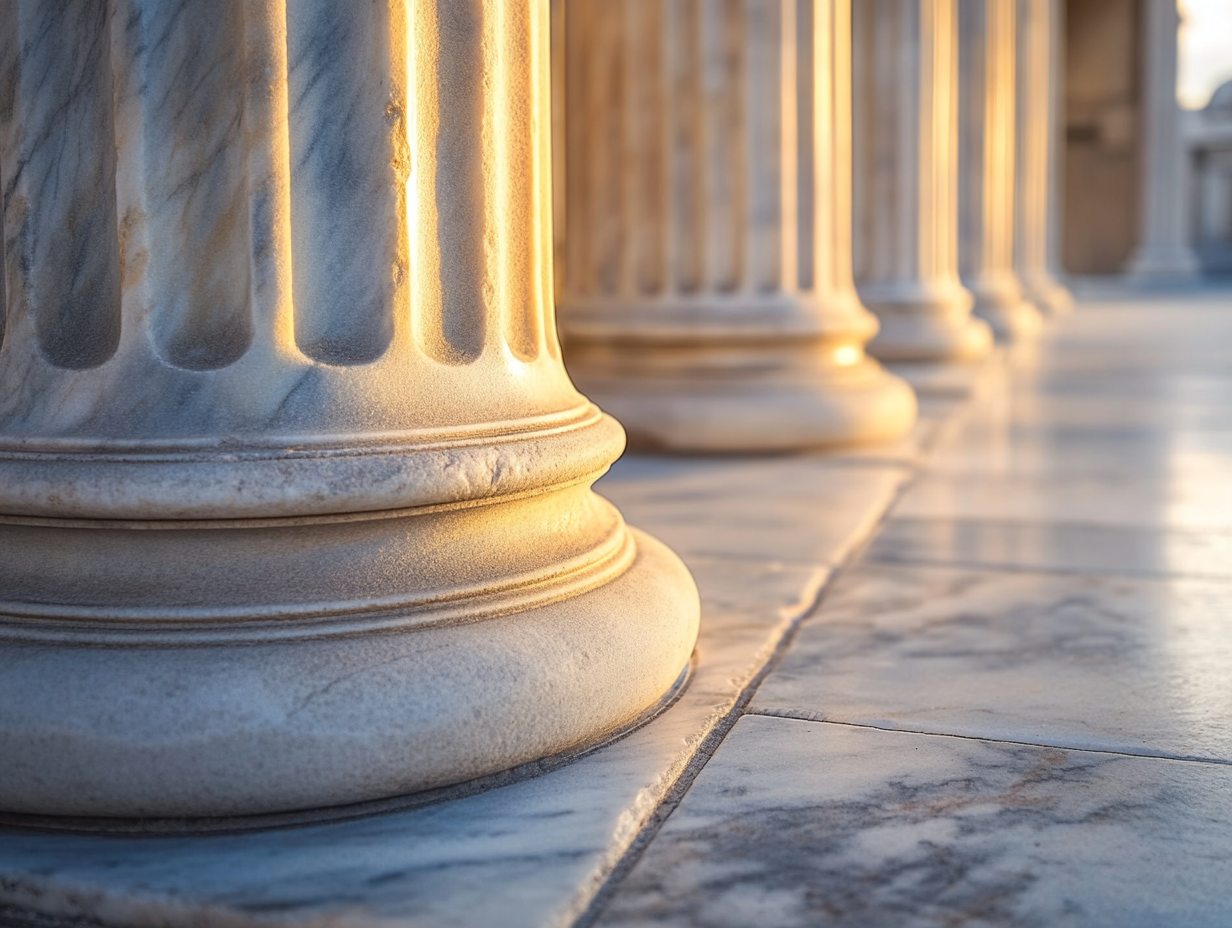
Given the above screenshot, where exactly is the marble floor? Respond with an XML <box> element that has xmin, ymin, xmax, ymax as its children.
<box><xmin>599</xmin><ymin>290</ymin><xmax>1232</xmax><ymax>927</ymax></box>
<box><xmin>2</xmin><ymin>291</ymin><xmax>1231</xmax><ymax>928</ymax></box>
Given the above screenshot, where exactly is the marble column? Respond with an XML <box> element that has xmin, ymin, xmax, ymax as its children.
<box><xmin>852</xmin><ymin>0</ymin><xmax>993</xmax><ymax>388</ymax></box>
<box><xmin>1124</xmin><ymin>0</ymin><xmax>1200</xmax><ymax>281</ymax></box>
<box><xmin>957</xmin><ymin>0</ymin><xmax>1042</xmax><ymax>341</ymax></box>
<box><xmin>0</xmin><ymin>0</ymin><xmax>699</xmax><ymax>822</ymax></box>
<box><xmin>1014</xmin><ymin>0</ymin><xmax>1072</xmax><ymax>314</ymax></box>
<box><xmin>557</xmin><ymin>0</ymin><xmax>916</xmax><ymax>452</ymax></box>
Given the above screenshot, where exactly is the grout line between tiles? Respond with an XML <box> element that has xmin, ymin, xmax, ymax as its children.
<box><xmin>745</xmin><ymin>713</ymin><xmax>1232</xmax><ymax>768</ymax></box>
<box><xmin>562</xmin><ymin>381</ymin><xmax>980</xmax><ymax>928</ymax></box>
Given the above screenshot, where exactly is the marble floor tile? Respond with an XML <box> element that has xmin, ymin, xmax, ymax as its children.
<box><xmin>888</xmin><ymin>468</ymin><xmax>1232</xmax><ymax>531</ymax></box>
<box><xmin>867</xmin><ymin>517</ymin><xmax>1232</xmax><ymax>579</ymax></box>
<box><xmin>597</xmin><ymin>716</ymin><xmax>1232</xmax><ymax>928</ymax></box>
<box><xmin>599</xmin><ymin>454</ymin><xmax>910</xmax><ymax>567</ymax></box>
<box><xmin>751</xmin><ymin>562</ymin><xmax>1232</xmax><ymax>762</ymax></box>
<box><xmin>971</xmin><ymin>394</ymin><xmax>1232</xmax><ymax>432</ymax></box>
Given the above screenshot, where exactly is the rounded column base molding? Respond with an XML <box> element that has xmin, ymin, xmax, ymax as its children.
<box><xmin>0</xmin><ymin>0</ymin><xmax>702</xmax><ymax>826</ymax></box>
<box><xmin>861</xmin><ymin>287</ymin><xmax>994</xmax><ymax>364</ymax></box>
<box><xmin>569</xmin><ymin>345</ymin><xmax>917</xmax><ymax>453</ymax></box>
<box><xmin>0</xmin><ymin>405</ymin><xmax>622</xmax><ymax>521</ymax></box>
<box><xmin>968</xmin><ymin>277</ymin><xmax>1044</xmax><ymax>343</ymax></box>
<box><xmin>1125</xmin><ymin>245</ymin><xmax>1203</xmax><ymax>285</ymax></box>
<box><xmin>1021</xmin><ymin>273</ymin><xmax>1074</xmax><ymax>317</ymax></box>
<box><xmin>0</xmin><ymin>526</ymin><xmax>698</xmax><ymax>822</ymax></box>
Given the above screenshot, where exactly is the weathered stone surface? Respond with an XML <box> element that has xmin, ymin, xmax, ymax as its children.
<box><xmin>0</xmin><ymin>0</ymin><xmax>698</xmax><ymax>821</ymax></box>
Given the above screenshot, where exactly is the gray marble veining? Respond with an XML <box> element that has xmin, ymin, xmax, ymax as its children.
<box><xmin>598</xmin><ymin>716</ymin><xmax>1232</xmax><ymax>928</ymax></box>
<box><xmin>751</xmin><ymin>561</ymin><xmax>1232</xmax><ymax>762</ymax></box>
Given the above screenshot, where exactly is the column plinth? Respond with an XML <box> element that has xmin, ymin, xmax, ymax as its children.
<box><xmin>852</xmin><ymin>0</ymin><xmax>994</xmax><ymax>384</ymax></box>
<box><xmin>0</xmin><ymin>0</ymin><xmax>698</xmax><ymax>822</ymax></box>
<box><xmin>958</xmin><ymin>0</ymin><xmax>1043</xmax><ymax>342</ymax></box>
<box><xmin>558</xmin><ymin>0</ymin><xmax>916</xmax><ymax>453</ymax></box>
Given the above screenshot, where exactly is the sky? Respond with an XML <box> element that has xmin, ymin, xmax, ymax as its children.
<box><xmin>1179</xmin><ymin>0</ymin><xmax>1232</xmax><ymax>109</ymax></box>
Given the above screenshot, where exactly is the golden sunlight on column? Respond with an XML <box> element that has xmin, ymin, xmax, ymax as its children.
<box><xmin>957</xmin><ymin>0</ymin><xmax>1043</xmax><ymax>341</ymax></box>
<box><xmin>0</xmin><ymin>0</ymin><xmax>698</xmax><ymax>823</ymax></box>
<box><xmin>556</xmin><ymin>0</ymin><xmax>917</xmax><ymax>452</ymax></box>
<box><xmin>852</xmin><ymin>0</ymin><xmax>994</xmax><ymax>394</ymax></box>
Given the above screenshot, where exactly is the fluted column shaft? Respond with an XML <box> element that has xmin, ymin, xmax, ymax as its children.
<box><xmin>1125</xmin><ymin>0</ymin><xmax>1199</xmax><ymax>281</ymax></box>
<box><xmin>0</xmin><ymin>0</ymin><xmax>698</xmax><ymax>822</ymax></box>
<box><xmin>1014</xmin><ymin>0</ymin><xmax>1072</xmax><ymax>314</ymax></box>
<box><xmin>852</xmin><ymin>0</ymin><xmax>993</xmax><ymax>373</ymax></box>
<box><xmin>1</xmin><ymin>0</ymin><xmax>578</xmax><ymax>462</ymax></box>
<box><xmin>957</xmin><ymin>0</ymin><xmax>1042</xmax><ymax>341</ymax></box>
<box><xmin>557</xmin><ymin>0</ymin><xmax>915</xmax><ymax>452</ymax></box>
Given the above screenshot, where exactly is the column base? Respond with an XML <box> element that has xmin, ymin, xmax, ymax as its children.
<box><xmin>863</xmin><ymin>297</ymin><xmax>994</xmax><ymax>365</ymax></box>
<box><xmin>1022</xmin><ymin>274</ymin><xmax>1074</xmax><ymax>316</ymax></box>
<box><xmin>1125</xmin><ymin>245</ymin><xmax>1202</xmax><ymax>285</ymax></box>
<box><xmin>0</xmin><ymin>509</ymin><xmax>699</xmax><ymax>821</ymax></box>
<box><xmin>885</xmin><ymin>355</ymin><xmax>999</xmax><ymax>398</ymax></box>
<box><xmin>972</xmin><ymin>296</ymin><xmax>1044</xmax><ymax>343</ymax></box>
<box><xmin>571</xmin><ymin>354</ymin><xmax>917</xmax><ymax>452</ymax></box>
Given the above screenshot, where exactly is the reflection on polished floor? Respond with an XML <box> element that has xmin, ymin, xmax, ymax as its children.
<box><xmin>599</xmin><ymin>290</ymin><xmax>1232</xmax><ymax>927</ymax></box>
<box><xmin>3</xmin><ymin>292</ymin><xmax>1231</xmax><ymax>927</ymax></box>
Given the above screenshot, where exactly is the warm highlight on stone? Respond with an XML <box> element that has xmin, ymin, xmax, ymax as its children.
<box><xmin>0</xmin><ymin>0</ymin><xmax>699</xmax><ymax>821</ymax></box>
<box><xmin>852</xmin><ymin>0</ymin><xmax>993</xmax><ymax>375</ymax></box>
<box><xmin>1014</xmin><ymin>0</ymin><xmax>1072</xmax><ymax>315</ymax></box>
<box><xmin>557</xmin><ymin>0</ymin><xmax>916</xmax><ymax>452</ymax></box>
<box><xmin>957</xmin><ymin>0</ymin><xmax>1042</xmax><ymax>342</ymax></box>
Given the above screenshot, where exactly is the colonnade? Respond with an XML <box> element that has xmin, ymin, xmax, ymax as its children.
<box><xmin>0</xmin><ymin>0</ymin><xmax>1140</xmax><ymax>823</ymax></box>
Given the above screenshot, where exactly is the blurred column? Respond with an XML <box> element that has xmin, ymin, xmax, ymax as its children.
<box><xmin>1014</xmin><ymin>0</ymin><xmax>1073</xmax><ymax>314</ymax></box>
<box><xmin>1124</xmin><ymin>0</ymin><xmax>1200</xmax><ymax>282</ymax></box>
<box><xmin>957</xmin><ymin>0</ymin><xmax>1043</xmax><ymax>341</ymax></box>
<box><xmin>852</xmin><ymin>0</ymin><xmax>993</xmax><ymax>392</ymax></box>
<box><xmin>558</xmin><ymin>0</ymin><xmax>916</xmax><ymax>452</ymax></box>
<box><xmin>0</xmin><ymin>0</ymin><xmax>698</xmax><ymax>822</ymax></box>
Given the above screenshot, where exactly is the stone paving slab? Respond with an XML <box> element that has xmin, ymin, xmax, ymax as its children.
<box><xmin>595</xmin><ymin>293</ymin><xmax>1232</xmax><ymax>926</ymax></box>
<box><xmin>867</xmin><ymin>517</ymin><xmax>1232</xmax><ymax>580</ymax></box>
<box><xmin>597</xmin><ymin>716</ymin><xmax>1232</xmax><ymax>928</ymax></box>
<box><xmin>750</xmin><ymin>561</ymin><xmax>1232</xmax><ymax>763</ymax></box>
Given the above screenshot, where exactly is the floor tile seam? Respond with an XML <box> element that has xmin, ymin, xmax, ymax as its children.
<box><xmin>564</xmin><ymin>385</ymin><xmax>984</xmax><ymax>928</ymax></box>
<box><xmin>556</xmin><ymin>577</ymin><xmax>823</xmax><ymax>928</ymax></box>
<box><xmin>744</xmin><ymin>712</ymin><xmax>1232</xmax><ymax>768</ymax></box>
<box><xmin>862</xmin><ymin>555</ymin><xmax>1232</xmax><ymax>584</ymax></box>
